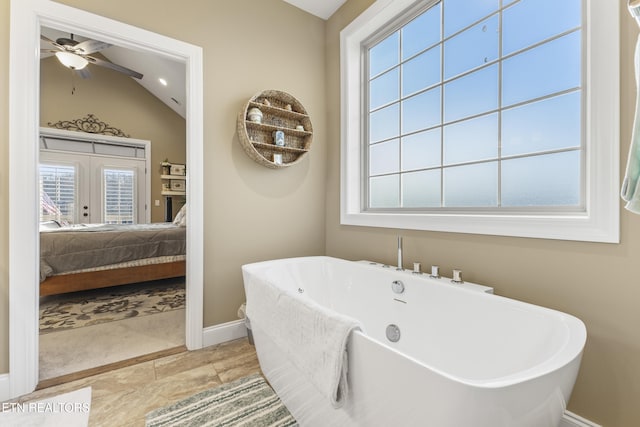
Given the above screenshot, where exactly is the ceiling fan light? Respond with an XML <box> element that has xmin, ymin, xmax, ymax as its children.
<box><xmin>55</xmin><ymin>51</ymin><xmax>89</xmax><ymax>70</ymax></box>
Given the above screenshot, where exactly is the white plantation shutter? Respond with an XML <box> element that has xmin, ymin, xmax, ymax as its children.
<box><xmin>103</xmin><ymin>168</ymin><xmax>136</xmax><ymax>224</ymax></box>
<box><xmin>39</xmin><ymin>164</ymin><xmax>77</xmax><ymax>223</ymax></box>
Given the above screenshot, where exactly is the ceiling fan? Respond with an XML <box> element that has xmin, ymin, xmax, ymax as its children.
<box><xmin>40</xmin><ymin>34</ymin><xmax>143</xmax><ymax>80</ymax></box>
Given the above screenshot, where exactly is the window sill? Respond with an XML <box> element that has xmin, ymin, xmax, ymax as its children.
<box><xmin>340</xmin><ymin>210</ymin><xmax>619</xmax><ymax>243</ymax></box>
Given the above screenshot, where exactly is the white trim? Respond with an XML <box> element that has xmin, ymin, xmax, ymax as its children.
<box><xmin>340</xmin><ymin>0</ymin><xmax>619</xmax><ymax>243</ymax></box>
<box><xmin>560</xmin><ymin>410</ymin><xmax>602</xmax><ymax>427</ymax></box>
<box><xmin>202</xmin><ymin>320</ymin><xmax>248</xmax><ymax>348</ymax></box>
<box><xmin>0</xmin><ymin>374</ymin><xmax>9</xmax><ymax>402</ymax></box>
<box><xmin>9</xmin><ymin>0</ymin><xmax>204</xmax><ymax>399</ymax></box>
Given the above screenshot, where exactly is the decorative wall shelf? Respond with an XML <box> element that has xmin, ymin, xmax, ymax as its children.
<box><xmin>237</xmin><ymin>90</ymin><xmax>313</xmax><ymax>169</ymax></box>
<box><xmin>160</xmin><ymin>161</ymin><xmax>185</xmax><ymax>222</ymax></box>
<box><xmin>161</xmin><ymin>163</ymin><xmax>186</xmax><ymax>197</ymax></box>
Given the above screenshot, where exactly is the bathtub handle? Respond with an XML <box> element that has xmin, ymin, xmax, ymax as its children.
<box><xmin>391</xmin><ymin>280</ymin><xmax>405</xmax><ymax>294</ymax></box>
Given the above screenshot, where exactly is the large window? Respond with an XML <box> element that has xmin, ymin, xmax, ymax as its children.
<box><xmin>340</xmin><ymin>0</ymin><xmax>619</xmax><ymax>242</ymax></box>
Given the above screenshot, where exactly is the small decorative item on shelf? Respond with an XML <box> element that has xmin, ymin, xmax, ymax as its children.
<box><xmin>284</xmin><ymin>104</ymin><xmax>292</xmax><ymax>111</ymax></box>
<box><xmin>161</xmin><ymin>159</ymin><xmax>171</xmax><ymax>175</ymax></box>
<box><xmin>273</xmin><ymin>153</ymin><xmax>283</xmax><ymax>165</ymax></box>
<box><xmin>170</xmin><ymin>180</ymin><xmax>185</xmax><ymax>191</ymax></box>
<box><xmin>262</xmin><ymin>98</ymin><xmax>271</xmax><ymax>106</ymax></box>
<box><xmin>170</xmin><ymin>164</ymin><xmax>186</xmax><ymax>176</ymax></box>
<box><xmin>295</xmin><ymin>125</ymin><xmax>304</xmax><ymax>131</ymax></box>
<box><xmin>273</xmin><ymin>130</ymin><xmax>285</xmax><ymax>146</ymax></box>
<box><xmin>247</xmin><ymin>107</ymin><xmax>263</xmax><ymax>123</ymax></box>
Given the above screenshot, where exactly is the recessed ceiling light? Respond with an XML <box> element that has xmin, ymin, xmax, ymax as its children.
<box><xmin>158</xmin><ymin>78</ymin><xmax>168</xmax><ymax>86</ymax></box>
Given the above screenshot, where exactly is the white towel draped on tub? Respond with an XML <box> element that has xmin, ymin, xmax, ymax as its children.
<box><xmin>622</xmin><ymin>34</ymin><xmax>640</xmax><ymax>214</ymax></box>
<box><xmin>245</xmin><ymin>273</ymin><xmax>362</xmax><ymax>408</ymax></box>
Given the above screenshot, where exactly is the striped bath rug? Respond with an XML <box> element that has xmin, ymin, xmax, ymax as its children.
<box><xmin>145</xmin><ymin>374</ymin><xmax>298</xmax><ymax>427</ymax></box>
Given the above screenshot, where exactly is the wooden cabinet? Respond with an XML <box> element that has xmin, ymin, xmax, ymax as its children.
<box><xmin>237</xmin><ymin>90</ymin><xmax>313</xmax><ymax>169</ymax></box>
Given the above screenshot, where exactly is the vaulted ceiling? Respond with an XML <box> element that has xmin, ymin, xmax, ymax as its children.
<box><xmin>40</xmin><ymin>1</ymin><xmax>348</xmax><ymax>119</ymax></box>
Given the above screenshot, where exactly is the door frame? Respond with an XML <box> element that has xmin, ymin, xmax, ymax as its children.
<box><xmin>9</xmin><ymin>0</ymin><xmax>204</xmax><ymax>397</ymax></box>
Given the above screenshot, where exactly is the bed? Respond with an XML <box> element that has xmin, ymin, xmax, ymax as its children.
<box><xmin>39</xmin><ymin>219</ymin><xmax>186</xmax><ymax>297</ymax></box>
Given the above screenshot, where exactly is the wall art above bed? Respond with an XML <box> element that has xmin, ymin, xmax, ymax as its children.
<box><xmin>47</xmin><ymin>113</ymin><xmax>129</xmax><ymax>137</ymax></box>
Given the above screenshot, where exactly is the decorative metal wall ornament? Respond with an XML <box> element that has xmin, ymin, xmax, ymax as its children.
<box><xmin>47</xmin><ymin>114</ymin><xmax>130</xmax><ymax>137</ymax></box>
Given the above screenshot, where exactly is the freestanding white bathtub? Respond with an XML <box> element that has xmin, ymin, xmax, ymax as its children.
<box><xmin>242</xmin><ymin>256</ymin><xmax>586</xmax><ymax>427</ymax></box>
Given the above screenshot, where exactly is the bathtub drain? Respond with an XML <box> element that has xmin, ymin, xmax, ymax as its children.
<box><xmin>386</xmin><ymin>324</ymin><xmax>401</xmax><ymax>343</ymax></box>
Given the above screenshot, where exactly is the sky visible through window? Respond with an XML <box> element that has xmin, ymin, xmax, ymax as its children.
<box><xmin>366</xmin><ymin>0</ymin><xmax>582</xmax><ymax>209</ymax></box>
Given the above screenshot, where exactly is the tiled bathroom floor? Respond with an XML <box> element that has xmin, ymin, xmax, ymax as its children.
<box><xmin>12</xmin><ymin>338</ymin><xmax>261</xmax><ymax>427</ymax></box>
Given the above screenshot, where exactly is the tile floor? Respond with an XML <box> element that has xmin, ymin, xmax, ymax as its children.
<box><xmin>13</xmin><ymin>338</ymin><xmax>262</xmax><ymax>427</ymax></box>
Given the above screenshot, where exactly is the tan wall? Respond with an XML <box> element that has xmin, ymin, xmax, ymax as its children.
<box><xmin>326</xmin><ymin>2</ymin><xmax>640</xmax><ymax>427</ymax></box>
<box><xmin>40</xmin><ymin>56</ymin><xmax>186</xmax><ymax>223</ymax></box>
<box><xmin>0</xmin><ymin>0</ymin><xmax>327</xmax><ymax>374</ymax></box>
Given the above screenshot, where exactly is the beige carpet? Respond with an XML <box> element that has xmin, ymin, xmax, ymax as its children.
<box><xmin>39</xmin><ymin>279</ymin><xmax>186</xmax><ymax>381</ymax></box>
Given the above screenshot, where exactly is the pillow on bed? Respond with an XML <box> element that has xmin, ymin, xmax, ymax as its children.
<box><xmin>40</xmin><ymin>220</ymin><xmax>61</xmax><ymax>230</ymax></box>
<box><xmin>173</xmin><ymin>205</ymin><xmax>187</xmax><ymax>227</ymax></box>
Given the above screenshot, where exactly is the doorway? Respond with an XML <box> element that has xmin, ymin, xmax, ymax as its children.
<box><xmin>37</xmin><ymin>127</ymin><xmax>181</xmax><ymax>381</ymax></box>
<box><xmin>9</xmin><ymin>0</ymin><xmax>204</xmax><ymax>398</ymax></box>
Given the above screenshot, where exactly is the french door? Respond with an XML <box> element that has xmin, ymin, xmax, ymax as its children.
<box><xmin>39</xmin><ymin>151</ymin><xmax>146</xmax><ymax>224</ymax></box>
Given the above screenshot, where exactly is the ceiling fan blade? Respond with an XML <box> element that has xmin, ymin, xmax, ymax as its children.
<box><xmin>85</xmin><ymin>56</ymin><xmax>143</xmax><ymax>79</ymax></box>
<box><xmin>40</xmin><ymin>34</ymin><xmax>63</xmax><ymax>50</ymax></box>
<box><xmin>76</xmin><ymin>67</ymin><xmax>92</xmax><ymax>79</ymax></box>
<box><xmin>74</xmin><ymin>39</ymin><xmax>112</xmax><ymax>55</ymax></box>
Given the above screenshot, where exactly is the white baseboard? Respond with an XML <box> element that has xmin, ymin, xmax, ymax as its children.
<box><xmin>0</xmin><ymin>373</ymin><xmax>9</xmax><ymax>402</ymax></box>
<box><xmin>561</xmin><ymin>411</ymin><xmax>601</xmax><ymax>427</ymax></box>
<box><xmin>202</xmin><ymin>319</ymin><xmax>247</xmax><ymax>348</ymax></box>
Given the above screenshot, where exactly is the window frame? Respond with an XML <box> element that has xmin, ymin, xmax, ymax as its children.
<box><xmin>340</xmin><ymin>0</ymin><xmax>619</xmax><ymax>243</ymax></box>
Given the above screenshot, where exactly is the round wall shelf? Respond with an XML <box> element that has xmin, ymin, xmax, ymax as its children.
<box><xmin>237</xmin><ymin>90</ymin><xmax>313</xmax><ymax>169</ymax></box>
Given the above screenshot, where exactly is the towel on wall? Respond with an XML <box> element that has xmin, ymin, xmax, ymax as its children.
<box><xmin>622</xmin><ymin>35</ymin><xmax>640</xmax><ymax>214</ymax></box>
<box><xmin>245</xmin><ymin>271</ymin><xmax>361</xmax><ymax>408</ymax></box>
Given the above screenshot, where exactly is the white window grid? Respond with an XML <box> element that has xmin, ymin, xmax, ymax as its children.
<box><xmin>363</xmin><ymin>0</ymin><xmax>584</xmax><ymax>212</ymax></box>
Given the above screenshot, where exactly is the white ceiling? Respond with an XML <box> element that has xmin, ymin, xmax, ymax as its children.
<box><xmin>39</xmin><ymin>1</ymin><xmax>346</xmax><ymax>120</ymax></box>
<box><xmin>40</xmin><ymin>27</ymin><xmax>186</xmax><ymax>118</ymax></box>
<box><xmin>283</xmin><ymin>0</ymin><xmax>348</xmax><ymax>19</ymax></box>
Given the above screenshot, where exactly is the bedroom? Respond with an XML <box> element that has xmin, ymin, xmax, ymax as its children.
<box><xmin>2</xmin><ymin>0</ymin><xmax>640</xmax><ymax>426</ymax></box>
<box><xmin>37</xmin><ymin>26</ymin><xmax>188</xmax><ymax>380</ymax></box>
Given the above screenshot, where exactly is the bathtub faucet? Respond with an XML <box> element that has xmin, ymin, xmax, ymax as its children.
<box><xmin>397</xmin><ymin>236</ymin><xmax>403</xmax><ymax>270</ymax></box>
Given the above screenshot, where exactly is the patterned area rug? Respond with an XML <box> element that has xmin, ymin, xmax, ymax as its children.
<box><xmin>39</xmin><ymin>278</ymin><xmax>185</xmax><ymax>334</ymax></box>
<box><xmin>145</xmin><ymin>374</ymin><xmax>297</xmax><ymax>427</ymax></box>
